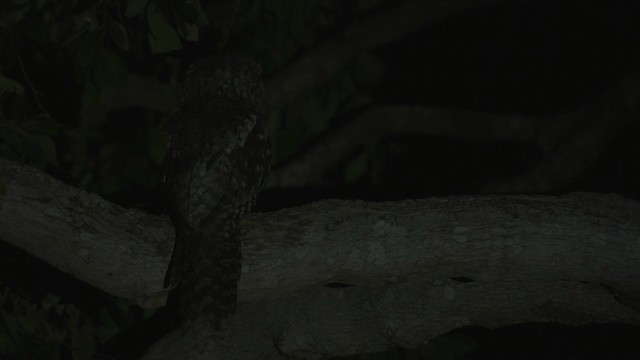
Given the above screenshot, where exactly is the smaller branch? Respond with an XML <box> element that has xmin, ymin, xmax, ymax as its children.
<box><xmin>267</xmin><ymin>106</ymin><xmax>541</xmax><ymax>188</ymax></box>
<box><xmin>480</xmin><ymin>71</ymin><xmax>640</xmax><ymax>194</ymax></box>
<box><xmin>264</xmin><ymin>0</ymin><xmax>501</xmax><ymax>108</ymax></box>
<box><xmin>269</xmin><ymin>70</ymin><xmax>640</xmax><ymax>192</ymax></box>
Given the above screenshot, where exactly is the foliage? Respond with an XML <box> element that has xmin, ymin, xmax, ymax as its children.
<box><xmin>0</xmin><ymin>0</ymin><xmax>387</xmax><ymax>357</ymax></box>
<box><xmin>0</xmin><ymin>0</ymin><xmax>209</xmax><ymax>198</ymax></box>
<box><xmin>0</xmin><ymin>288</ymin><xmax>136</xmax><ymax>360</ymax></box>
<box><xmin>0</xmin><ymin>0</ymin><xmax>386</xmax><ymax>198</ymax></box>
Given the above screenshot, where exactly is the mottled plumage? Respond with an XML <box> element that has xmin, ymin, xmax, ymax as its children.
<box><xmin>164</xmin><ymin>55</ymin><xmax>270</xmax><ymax>330</ymax></box>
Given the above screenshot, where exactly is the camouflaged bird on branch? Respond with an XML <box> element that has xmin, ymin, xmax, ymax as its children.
<box><xmin>164</xmin><ymin>55</ymin><xmax>270</xmax><ymax>332</ymax></box>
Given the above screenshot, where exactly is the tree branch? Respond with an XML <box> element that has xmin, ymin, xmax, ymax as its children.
<box><xmin>2</xmin><ymin>156</ymin><xmax>639</xmax><ymax>306</ymax></box>
<box><xmin>79</xmin><ymin>0</ymin><xmax>506</xmax><ymax>120</ymax></box>
<box><xmin>479</xmin><ymin>71</ymin><xmax>640</xmax><ymax>193</ymax></box>
<box><xmin>264</xmin><ymin>0</ymin><xmax>503</xmax><ymax>108</ymax></box>
<box><xmin>267</xmin><ymin>106</ymin><xmax>542</xmax><ymax>188</ymax></box>
<box><xmin>268</xmin><ymin>70</ymin><xmax>640</xmax><ymax>191</ymax></box>
<box><xmin>2</xmin><ymin>157</ymin><xmax>639</xmax><ymax>358</ymax></box>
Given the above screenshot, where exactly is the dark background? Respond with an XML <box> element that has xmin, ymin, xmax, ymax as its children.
<box><xmin>0</xmin><ymin>0</ymin><xmax>639</xmax><ymax>359</ymax></box>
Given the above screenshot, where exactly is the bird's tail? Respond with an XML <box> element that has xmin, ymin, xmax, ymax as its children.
<box><xmin>166</xmin><ymin>222</ymin><xmax>241</xmax><ymax>332</ymax></box>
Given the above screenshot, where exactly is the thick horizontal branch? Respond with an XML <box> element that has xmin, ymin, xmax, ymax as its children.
<box><xmin>0</xmin><ymin>157</ymin><xmax>174</xmax><ymax>305</ymax></box>
<box><xmin>3</xmin><ymin>157</ymin><xmax>640</xmax><ymax>358</ymax></box>
<box><xmin>2</xmin><ymin>156</ymin><xmax>639</xmax><ymax>310</ymax></box>
<box><xmin>241</xmin><ymin>194</ymin><xmax>640</xmax><ymax>304</ymax></box>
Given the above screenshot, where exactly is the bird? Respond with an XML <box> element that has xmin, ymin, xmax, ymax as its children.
<box><xmin>163</xmin><ymin>55</ymin><xmax>270</xmax><ymax>332</ymax></box>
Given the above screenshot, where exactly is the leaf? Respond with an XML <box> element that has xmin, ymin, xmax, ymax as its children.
<box><xmin>0</xmin><ymin>123</ymin><xmax>44</xmax><ymax>164</ymax></box>
<box><xmin>143</xmin><ymin>307</ymin><xmax>158</xmax><ymax>320</ymax></box>
<box><xmin>82</xmin><ymin>72</ymin><xmax>100</xmax><ymax>103</ymax></box>
<box><xmin>175</xmin><ymin>0</ymin><xmax>199</xmax><ymax>23</ymax></box>
<box><xmin>33</xmin><ymin>135</ymin><xmax>59</xmax><ymax>168</ymax></box>
<box><xmin>92</xmin><ymin>47</ymin><xmax>128</xmax><ymax>91</ymax></box>
<box><xmin>147</xmin><ymin>127</ymin><xmax>166</xmax><ymax>164</ymax></box>
<box><xmin>96</xmin><ymin>309</ymin><xmax>119</xmax><ymax>342</ymax></box>
<box><xmin>108</xmin><ymin>17</ymin><xmax>130</xmax><ymax>51</ymax></box>
<box><xmin>286</xmin><ymin>2</ymin><xmax>314</xmax><ymax>46</ymax></box>
<box><xmin>125</xmin><ymin>0</ymin><xmax>150</xmax><ymax>17</ymax></box>
<box><xmin>353</xmin><ymin>52</ymin><xmax>385</xmax><ymax>85</ymax></box>
<box><xmin>41</xmin><ymin>294</ymin><xmax>61</xmax><ymax>310</ymax></box>
<box><xmin>190</xmin><ymin>0</ymin><xmax>209</xmax><ymax>26</ymax></box>
<box><xmin>344</xmin><ymin>151</ymin><xmax>369</xmax><ymax>184</ymax></box>
<box><xmin>15</xmin><ymin>131</ymin><xmax>46</xmax><ymax>166</ymax></box>
<box><xmin>75</xmin><ymin>31</ymin><xmax>103</xmax><ymax>69</ymax></box>
<box><xmin>20</xmin><ymin>117</ymin><xmax>64</xmax><ymax>136</ymax></box>
<box><xmin>16</xmin><ymin>311</ymin><xmax>38</xmax><ymax>334</ymax></box>
<box><xmin>72</xmin><ymin>320</ymin><xmax>96</xmax><ymax>360</ymax></box>
<box><xmin>74</xmin><ymin>13</ymin><xmax>97</xmax><ymax>34</ymax></box>
<box><xmin>147</xmin><ymin>5</ymin><xmax>182</xmax><ymax>53</ymax></box>
<box><xmin>0</xmin><ymin>325</ymin><xmax>16</xmax><ymax>354</ymax></box>
<box><xmin>0</xmin><ymin>74</ymin><xmax>25</xmax><ymax>95</ymax></box>
<box><xmin>175</xmin><ymin>12</ymin><xmax>199</xmax><ymax>41</ymax></box>
<box><xmin>0</xmin><ymin>121</ymin><xmax>22</xmax><ymax>147</ymax></box>
<box><xmin>100</xmin><ymin>173</ymin><xmax>121</xmax><ymax>195</ymax></box>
